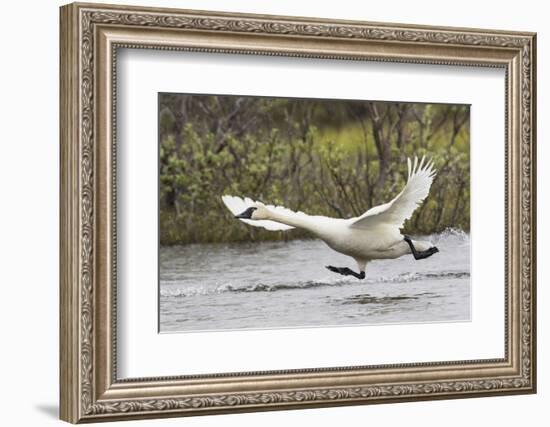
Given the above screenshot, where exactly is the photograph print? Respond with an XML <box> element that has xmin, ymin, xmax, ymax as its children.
<box><xmin>158</xmin><ymin>93</ymin><xmax>470</xmax><ymax>333</ymax></box>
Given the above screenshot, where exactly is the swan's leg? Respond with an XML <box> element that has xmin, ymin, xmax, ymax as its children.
<box><xmin>326</xmin><ymin>265</ymin><xmax>365</xmax><ymax>279</ymax></box>
<box><xmin>403</xmin><ymin>235</ymin><xmax>439</xmax><ymax>260</ymax></box>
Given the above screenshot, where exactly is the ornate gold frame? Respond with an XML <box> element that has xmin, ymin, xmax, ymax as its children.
<box><xmin>60</xmin><ymin>2</ymin><xmax>536</xmax><ymax>423</ymax></box>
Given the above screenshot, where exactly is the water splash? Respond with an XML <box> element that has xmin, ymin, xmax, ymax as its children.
<box><xmin>160</xmin><ymin>270</ymin><xmax>470</xmax><ymax>298</ymax></box>
<box><xmin>429</xmin><ymin>227</ymin><xmax>470</xmax><ymax>246</ymax></box>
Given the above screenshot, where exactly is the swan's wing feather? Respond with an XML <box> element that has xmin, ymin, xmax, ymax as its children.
<box><xmin>221</xmin><ymin>195</ymin><xmax>295</xmax><ymax>231</ymax></box>
<box><xmin>350</xmin><ymin>156</ymin><xmax>436</xmax><ymax>230</ymax></box>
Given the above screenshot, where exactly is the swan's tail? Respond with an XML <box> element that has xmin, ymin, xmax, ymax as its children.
<box><xmin>411</xmin><ymin>239</ymin><xmax>434</xmax><ymax>252</ymax></box>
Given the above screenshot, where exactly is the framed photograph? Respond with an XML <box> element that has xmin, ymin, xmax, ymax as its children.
<box><xmin>60</xmin><ymin>2</ymin><xmax>537</xmax><ymax>423</ymax></box>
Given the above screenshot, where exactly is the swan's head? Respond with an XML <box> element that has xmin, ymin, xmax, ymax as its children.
<box><xmin>234</xmin><ymin>204</ymin><xmax>270</xmax><ymax>220</ymax></box>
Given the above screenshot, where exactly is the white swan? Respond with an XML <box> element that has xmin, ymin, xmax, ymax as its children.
<box><xmin>222</xmin><ymin>156</ymin><xmax>439</xmax><ymax>279</ymax></box>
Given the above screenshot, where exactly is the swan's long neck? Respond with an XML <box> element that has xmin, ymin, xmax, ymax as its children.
<box><xmin>266</xmin><ymin>210</ymin><xmax>317</xmax><ymax>233</ymax></box>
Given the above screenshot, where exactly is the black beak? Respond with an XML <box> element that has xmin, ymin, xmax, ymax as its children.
<box><xmin>235</xmin><ymin>207</ymin><xmax>257</xmax><ymax>219</ymax></box>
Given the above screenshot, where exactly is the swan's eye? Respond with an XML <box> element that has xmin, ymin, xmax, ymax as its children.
<box><xmin>235</xmin><ymin>207</ymin><xmax>258</xmax><ymax>219</ymax></box>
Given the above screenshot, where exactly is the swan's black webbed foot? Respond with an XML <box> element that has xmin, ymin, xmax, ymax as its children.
<box><xmin>326</xmin><ymin>266</ymin><xmax>366</xmax><ymax>279</ymax></box>
<box><xmin>403</xmin><ymin>235</ymin><xmax>439</xmax><ymax>260</ymax></box>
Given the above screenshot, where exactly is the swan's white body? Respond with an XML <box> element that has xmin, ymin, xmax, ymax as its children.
<box><xmin>222</xmin><ymin>157</ymin><xmax>437</xmax><ymax>274</ymax></box>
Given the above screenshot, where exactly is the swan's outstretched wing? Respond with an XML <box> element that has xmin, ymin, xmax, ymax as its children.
<box><xmin>350</xmin><ymin>156</ymin><xmax>436</xmax><ymax>230</ymax></box>
<box><xmin>221</xmin><ymin>195</ymin><xmax>295</xmax><ymax>231</ymax></box>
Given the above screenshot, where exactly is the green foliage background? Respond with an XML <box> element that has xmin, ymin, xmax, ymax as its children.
<box><xmin>159</xmin><ymin>94</ymin><xmax>470</xmax><ymax>245</ymax></box>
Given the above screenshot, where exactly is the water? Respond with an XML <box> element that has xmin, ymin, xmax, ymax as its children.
<box><xmin>159</xmin><ymin>229</ymin><xmax>470</xmax><ymax>332</ymax></box>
